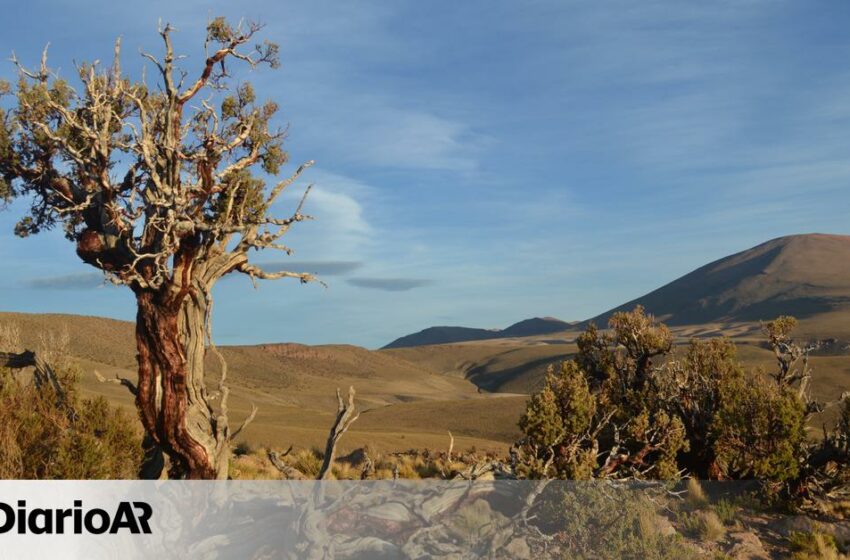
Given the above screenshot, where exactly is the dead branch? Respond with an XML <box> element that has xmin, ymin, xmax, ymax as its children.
<box><xmin>94</xmin><ymin>369</ymin><xmax>138</xmax><ymax>396</ymax></box>
<box><xmin>267</xmin><ymin>450</ymin><xmax>308</xmax><ymax>480</ymax></box>
<box><xmin>318</xmin><ymin>386</ymin><xmax>360</xmax><ymax>480</ymax></box>
<box><xmin>230</xmin><ymin>404</ymin><xmax>258</xmax><ymax>440</ymax></box>
<box><xmin>360</xmin><ymin>451</ymin><xmax>375</xmax><ymax>480</ymax></box>
<box><xmin>0</xmin><ymin>349</ymin><xmax>68</xmax><ymax>406</ymax></box>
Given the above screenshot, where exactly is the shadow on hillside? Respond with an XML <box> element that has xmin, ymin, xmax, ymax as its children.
<box><xmin>467</xmin><ymin>352</ymin><xmax>572</xmax><ymax>393</ymax></box>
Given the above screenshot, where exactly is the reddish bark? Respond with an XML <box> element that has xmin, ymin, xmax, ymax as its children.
<box><xmin>135</xmin><ymin>290</ymin><xmax>216</xmax><ymax>479</ymax></box>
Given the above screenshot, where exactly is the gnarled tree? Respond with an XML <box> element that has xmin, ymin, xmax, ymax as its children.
<box><xmin>0</xmin><ymin>19</ymin><xmax>318</xmax><ymax>478</ymax></box>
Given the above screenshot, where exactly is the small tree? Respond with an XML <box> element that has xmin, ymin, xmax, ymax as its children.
<box><xmin>654</xmin><ymin>337</ymin><xmax>744</xmax><ymax>478</ymax></box>
<box><xmin>518</xmin><ymin>308</ymin><xmax>687</xmax><ymax>480</ymax></box>
<box><xmin>712</xmin><ymin>374</ymin><xmax>807</xmax><ymax>484</ymax></box>
<box><xmin>0</xmin><ymin>19</ymin><xmax>319</xmax><ymax>478</ymax></box>
<box><xmin>518</xmin><ymin>361</ymin><xmax>600</xmax><ymax>479</ymax></box>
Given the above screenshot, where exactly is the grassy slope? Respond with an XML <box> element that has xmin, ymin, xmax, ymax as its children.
<box><xmin>1</xmin><ymin>311</ymin><xmax>516</xmax><ymax>454</ymax></box>
<box><xmin>3</xmin><ymin>309</ymin><xmax>848</xmax><ymax>454</ymax></box>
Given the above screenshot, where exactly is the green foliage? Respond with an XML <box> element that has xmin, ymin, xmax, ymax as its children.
<box><xmin>713</xmin><ymin>375</ymin><xmax>806</xmax><ymax>482</ymax></box>
<box><xmin>628</xmin><ymin>409</ymin><xmax>689</xmax><ymax>480</ymax></box>
<box><xmin>517</xmin><ymin>307</ymin><xmax>838</xmax><ymax>500</ymax></box>
<box><xmin>521</xmin><ymin>361</ymin><xmax>595</xmax><ymax>445</ymax></box>
<box><xmin>712</xmin><ymin>499</ymin><xmax>740</xmax><ymax>526</ymax></box>
<box><xmin>0</xmin><ymin>367</ymin><xmax>142</xmax><ymax>479</ymax></box>
<box><xmin>654</xmin><ymin>338</ymin><xmax>745</xmax><ymax>477</ymax></box>
<box><xmin>762</xmin><ymin>315</ymin><xmax>798</xmax><ymax>345</ymax></box>
<box><xmin>518</xmin><ymin>307</ymin><xmax>690</xmax><ymax>480</ymax></box>
<box><xmin>518</xmin><ymin>362</ymin><xmax>600</xmax><ymax>479</ymax></box>
<box><xmin>519</xmin><ymin>383</ymin><xmax>566</xmax><ymax>449</ymax></box>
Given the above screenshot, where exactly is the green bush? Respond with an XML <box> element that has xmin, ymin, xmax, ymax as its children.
<box><xmin>713</xmin><ymin>375</ymin><xmax>806</xmax><ymax>482</ymax></box>
<box><xmin>517</xmin><ymin>307</ymin><xmax>836</xmax><ymax>498</ymax></box>
<box><xmin>518</xmin><ymin>361</ymin><xmax>598</xmax><ymax>479</ymax></box>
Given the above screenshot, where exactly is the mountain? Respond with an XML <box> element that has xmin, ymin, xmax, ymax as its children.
<box><xmin>382</xmin><ymin>317</ymin><xmax>574</xmax><ymax>349</ymax></box>
<box><xmin>386</xmin><ymin>233</ymin><xmax>850</xmax><ymax>348</ymax></box>
<box><xmin>587</xmin><ymin>233</ymin><xmax>850</xmax><ymax>329</ymax></box>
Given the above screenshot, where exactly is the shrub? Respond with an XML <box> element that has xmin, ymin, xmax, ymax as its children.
<box><xmin>517</xmin><ymin>307</ymin><xmax>832</xmax><ymax>495</ymax></box>
<box><xmin>518</xmin><ymin>307</ymin><xmax>689</xmax><ymax>481</ymax></box>
<box><xmin>713</xmin><ymin>375</ymin><xmax>806</xmax><ymax>483</ymax></box>
<box><xmin>543</xmin><ymin>485</ymin><xmax>696</xmax><ymax>559</ymax></box>
<box><xmin>518</xmin><ymin>361</ymin><xmax>598</xmax><ymax>479</ymax></box>
<box><xmin>0</xmin><ymin>367</ymin><xmax>141</xmax><ymax>479</ymax></box>
<box><xmin>654</xmin><ymin>338</ymin><xmax>744</xmax><ymax>478</ymax></box>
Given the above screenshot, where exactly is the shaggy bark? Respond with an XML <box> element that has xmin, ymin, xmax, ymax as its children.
<box><xmin>135</xmin><ymin>287</ymin><xmax>225</xmax><ymax>478</ymax></box>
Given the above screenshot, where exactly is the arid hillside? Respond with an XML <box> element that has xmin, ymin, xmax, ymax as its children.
<box><xmin>388</xmin><ymin>234</ymin><xmax>850</xmax><ymax>347</ymax></box>
<box><xmin>588</xmin><ymin>233</ymin><xmax>850</xmax><ymax>336</ymax></box>
<box><xmin>383</xmin><ymin>317</ymin><xmax>574</xmax><ymax>348</ymax></box>
<box><xmin>0</xmin><ymin>311</ymin><xmax>523</xmax><ymax>454</ymax></box>
<box><xmin>3</xmin><ymin>308</ymin><xmax>848</xmax><ymax>454</ymax></box>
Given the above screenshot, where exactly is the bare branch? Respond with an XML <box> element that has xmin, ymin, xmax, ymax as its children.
<box><xmin>230</xmin><ymin>404</ymin><xmax>258</xmax><ymax>441</ymax></box>
<box><xmin>93</xmin><ymin>369</ymin><xmax>138</xmax><ymax>396</ymax></box>
<box><xmin>318</xmin><ymin>386</ymin><xmax>360</xmax><ymax>480</ymax></box>
<box><xmin>268</xmin><ymin>450</ymin><xmax>308</xmax><ymax>480</ymax></box>
<box><xmin>236</xmin><ymin>262</ymin><xmax>323</xmax><ymax>286</ymax></box>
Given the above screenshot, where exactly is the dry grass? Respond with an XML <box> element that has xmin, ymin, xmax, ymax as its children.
<box><xmin>0</xmin><ymin>367</ymin><xmax>142</xmax><ymax>479</ymax></box>
<box><xmin>2</xmin><ymin>309</ymin><xmax>848</xmax><ymax>454</ymax></box>
<box><xmin>680</xmin><ymin>510</ymin><xmax>726</xmax><ymax>542</ymax></box>
<box><xmin>231</xmin><ymin>445</ymin><xmax>497</xmax><ymax>480</ymax></box>
<box><xmin>789</xmin><ymin>531</ymin><xmax>848</xmax><ymax>560</ymax></box>
<box><xmin>685</xmin><ymin>478</ymin><xmax>710</xmax><ymax>510</ymax></box>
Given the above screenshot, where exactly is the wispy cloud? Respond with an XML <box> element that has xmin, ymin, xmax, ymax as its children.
<box><xmin>25</xmin><ymin>273</ymin><xmax>111</xmax><ymax>290</ymax></box>
<box><xmin>346</xmin><ymin>278</ymin><xmax>433</xmax><ymax>292</ymax></box>
<box><xmin>323</xmin><ymin>104</ymin><xmax>487</xmax><ymax>172</ymax></box>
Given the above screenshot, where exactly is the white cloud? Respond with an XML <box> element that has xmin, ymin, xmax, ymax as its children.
<box><xmin>337</xmin><ymin>106</ymin><xmax>486</xmax><ymax>171</ymax></box>
<box><xmin>275</xmin><ymin>168</ymin><xmax>375</xmax><ymax>261</ymax></box>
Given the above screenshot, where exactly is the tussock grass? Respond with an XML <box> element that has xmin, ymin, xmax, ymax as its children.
<box><xmin>685</xmin><ymin>478</ymin><xmax>710</xmax><ymax>510</ymax></box>
<box><xmin>231</xmin><ymin>445</ymin><xmax>500</xmax><ymax>480</ymax></box>
<box><xmin>680</xmin><ymin>510</ymin><xmax>726</xmax><ymax>542</ymax></box>
<box><xmin>789</xmin><ymin>531</ymin><xmax>848</xmax><ymax>560</ymax></box>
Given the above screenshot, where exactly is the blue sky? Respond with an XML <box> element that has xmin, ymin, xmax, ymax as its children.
<box><xmin>1</xmin><ymin>1</ymin><xmax>850</xmax><ymax>348</ymax></box>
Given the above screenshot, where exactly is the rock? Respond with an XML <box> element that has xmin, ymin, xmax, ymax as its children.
<box><xmin>727</xmin><ymin>531</ymin><xmax>770</xmax><ymax>560</ymax></box>
<box><xmin>503</xmin><ymin>537</ymin><xmax>531</xmax><ymax>559</ymax></box>
<box><xmin>771</xmin><ymin>515</ymin><xmax>850</xmax><ymax>546</ymax></box>
<box><xmin>338</xmin><ymin>447</ymin><xmax>369</xmax><ymax>465</ymax></box>
<box><xmin>771</xmin><ymin>515</ymin><xmax>820</xmax><ymax>536</ymax></box>
<box><xmin>654</xmin><ymin>514</ymin><xmax>678</xmax><ymax>538</ymax></box>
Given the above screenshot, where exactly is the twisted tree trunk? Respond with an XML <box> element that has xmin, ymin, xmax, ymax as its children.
<box><xmin>135</xmin><ymin>281</ymin><xmax>229</xmax><ymax>479</ymax></box>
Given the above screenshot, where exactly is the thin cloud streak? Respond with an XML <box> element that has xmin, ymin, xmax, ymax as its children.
<box><xmin>25</xmin><ymin>273</ymin><xmax>112</xmax><ymax>290</ymax></box>
<box><xmin>346</xmin><ymin>278</ymin><xmax>433</xmax><ymax>292</ymax></box>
